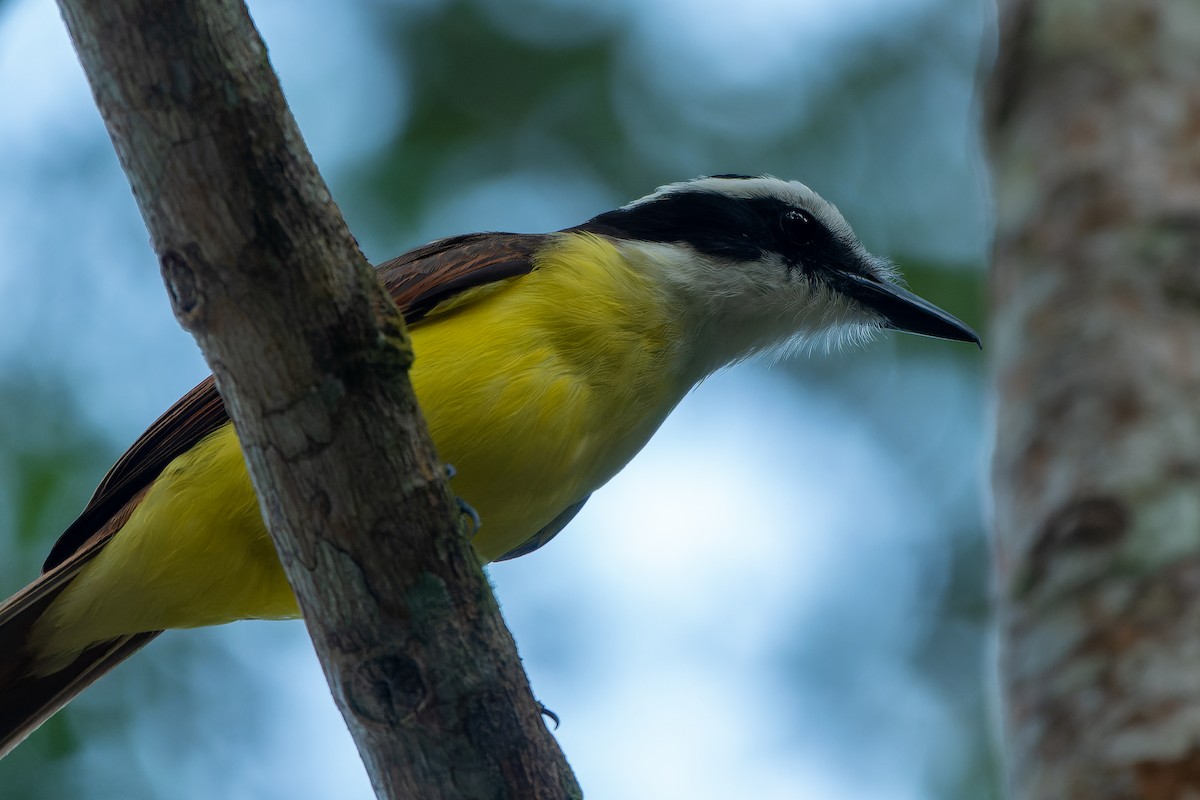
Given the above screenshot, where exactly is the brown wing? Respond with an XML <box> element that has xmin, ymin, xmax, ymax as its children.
<box><xmin>42</xmin><ymin>232</ymin><xmax>547</xmax><ymax>572</ymax></box>
<box><xmin>378</xmin><ymin>232</ymin><xmax>545</xmax><ymax>323</ymax></box>
<box><xmin>43</xmin><ymin>379</ymin><xmax>225</xmax><ymax>571</ymax></box>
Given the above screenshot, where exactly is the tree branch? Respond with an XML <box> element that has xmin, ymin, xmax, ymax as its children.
<box><xmin>52</xmin><ymin>0</ymin><xmax>580</xmax><ymax>796</ymax></box>
<box><xmin>990</xmin><ymin>0</ymin><xmax>1200</xmax><ymax>796</ymax></box>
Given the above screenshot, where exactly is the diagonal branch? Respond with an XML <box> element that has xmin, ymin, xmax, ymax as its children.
<box><xmin>52</xmin><ymin>0</ymin><xmax>580</xmax><ymax>797</ymax></box>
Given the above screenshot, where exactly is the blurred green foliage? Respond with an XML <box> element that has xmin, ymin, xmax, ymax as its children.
<box><xmin>360</xmin><ymin>0</ymin><xmax>630</xmax><ymax>229</ymax></box>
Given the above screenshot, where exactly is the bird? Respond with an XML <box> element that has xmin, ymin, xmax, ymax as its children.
<box><xmin>0</xmin><ymin>174</ymin><xmax>979</xmax><ymax>757</ymax></box>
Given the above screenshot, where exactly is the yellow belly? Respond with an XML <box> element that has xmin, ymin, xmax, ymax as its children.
<box><xmin>35</xmin><ymin>234</ymin><xmax>684</xmax><ymax>658</ymax></box>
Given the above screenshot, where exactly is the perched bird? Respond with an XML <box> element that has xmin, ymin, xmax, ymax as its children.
<box><xmin>0</xmin><ymin>175</ymin><xmax>978</xmax><ymax>756</ymax></box>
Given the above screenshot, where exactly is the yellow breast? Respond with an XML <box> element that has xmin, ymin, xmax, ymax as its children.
<box><xmin>412</xmin><ymin>233</ymin><xmax>685</xmax><ymax>561</ymax></box>
<box><xmin>35</xmin><ymin>233</ymin><xmax>686</xmax><ymax>659</ymax></box>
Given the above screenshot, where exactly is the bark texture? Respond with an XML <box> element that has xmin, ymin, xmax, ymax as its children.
<box><xmin>990</xmin><ymin>1</ymin><xmax>1200</xmax><ymax>798</ymax></box>
<box><xmin>53</xmin><ymin>1</ymin><xmax>580</xmax><ymax>797</ymax></box>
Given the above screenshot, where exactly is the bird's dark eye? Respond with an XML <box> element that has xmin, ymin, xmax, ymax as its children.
<box><xmin>781</xmin><ymin>209</ymin><xmax>814</xmax><ymax>237</ymax></box>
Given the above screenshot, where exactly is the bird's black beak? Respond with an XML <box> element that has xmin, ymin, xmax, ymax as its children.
<box><xmin>835</xmin><ymin>271</ymin><xmax>981</xmax><ymax>348</ymax></box>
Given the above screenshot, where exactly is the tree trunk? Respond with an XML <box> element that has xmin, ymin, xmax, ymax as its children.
<box><xmin>52</xmin><ymin>0</ymin><xmax>580</xmax><ymax>797</ymax></box>
<box><xmin>990</xmin><ymin>1</ymin><xmax>1200</xmax><ymax>797</ymax></box>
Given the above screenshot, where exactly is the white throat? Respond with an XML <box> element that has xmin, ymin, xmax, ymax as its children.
<box><xmin>614</xmin><ymin>239</ymin><xmax>880</xmax><ymax>383</ymax></box>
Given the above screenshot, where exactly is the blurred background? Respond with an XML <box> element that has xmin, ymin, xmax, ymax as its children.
<box><xmin>0</xmin><ymin>0</ymin><xmax>997</xmax><ymax>797</ymax></box>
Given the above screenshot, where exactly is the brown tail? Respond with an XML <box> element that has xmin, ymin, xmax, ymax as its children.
<box><xmin>0</xmin><ymin>542</ymin><xmax>160</xmax><ymax>759</ymax></box>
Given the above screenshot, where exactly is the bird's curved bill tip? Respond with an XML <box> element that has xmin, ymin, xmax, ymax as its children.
<box><xmin>838</xmin><ymin>271</ymin><xmax>981</xmax><ymax>349</ymax></box>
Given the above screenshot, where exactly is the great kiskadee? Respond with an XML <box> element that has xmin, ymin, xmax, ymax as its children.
<box><xmin>0</xmin><ymin>175</ymin><xmax>978</xmax><ymax>756</ymax></box>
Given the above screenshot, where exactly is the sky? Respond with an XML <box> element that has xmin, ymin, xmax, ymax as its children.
<box><xmin>0</xmin><ymin>0</ymin><xmax>994</xmax><ymax>798</ymax></box>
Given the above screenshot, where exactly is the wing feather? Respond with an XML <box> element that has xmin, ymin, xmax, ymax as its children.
<box><xmin>378</xmin><ymin>232</ymin><xmax>543</xmax><ymax>323</ymax></box>
<box><xmin>42</xmin><ymin>232</ymin><xmax>546</xmax><ymax>571</ymax></box>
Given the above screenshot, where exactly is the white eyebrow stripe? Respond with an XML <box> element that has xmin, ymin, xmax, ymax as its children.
<box><xmin>620</xmin><ymin>175</ymin><xmax>857</xmax><ymax>244</ymax></box>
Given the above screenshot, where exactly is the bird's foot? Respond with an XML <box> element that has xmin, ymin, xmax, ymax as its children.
<box><xmin>443</xmin><ymin>463</ymin><xmax>481</xmax><ymax>536</ymax></box>
<box><xmin>538</xmin><ymin>702</ymin><xmax>560</xmax><ymax>730</ymax></box>
<box><xmin>456</xmin><ymin>496</ymin><xmax>481</xmax><ymax>537</ymax></box>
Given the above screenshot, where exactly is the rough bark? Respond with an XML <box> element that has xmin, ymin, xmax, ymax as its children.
<box><xmin>989</xmin><ymin>1</ymin><xmax>1200</xmax><ymax>798</ymax></box>
<box><xmin>52</xmin><ymin>1</ymin><xmax>580</xmax><ymax>797</ymax></box>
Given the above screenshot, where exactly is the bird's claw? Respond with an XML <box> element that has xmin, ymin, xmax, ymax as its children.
<box><xmin>456</xmin><ymin>496</ymin><xmax>481</xmax><ymax>536</ymax></box>
<box><xmin>444</xmin><ymin>463</ymin><xmax>481</xmax><ymax>536</ymax></box>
